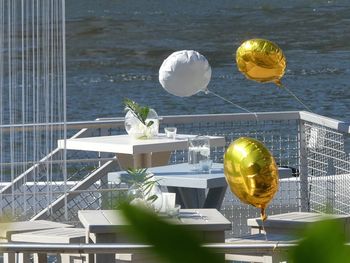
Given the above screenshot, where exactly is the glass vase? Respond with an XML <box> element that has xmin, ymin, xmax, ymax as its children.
<box><xmin>127</xmin><ymin>182</ymin><xmax>163</xmax><ymax>213</ymax></box>
<box><xmin>188</xmin><ymin>136</ymin><xmax>210</xmax><ymax>170</ymax></box>
<box><xmin>124</xmin><ymin>108</ymin><xmax>159</xmax><ymax>139</ymax></box>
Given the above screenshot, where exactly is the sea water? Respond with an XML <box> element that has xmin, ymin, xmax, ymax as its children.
<box><xmin>65</xmin><ymin>0</ymin><xmax>350</xmax><ymax>122</ymax></box>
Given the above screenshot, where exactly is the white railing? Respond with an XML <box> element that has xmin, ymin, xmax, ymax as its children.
<box><xmin>0</xmin><ymin>111</ymin><xmax>349</xmax><ymax>237</ymax></box>
<box><xmin>0</xmin><ymin>242</ymin><xmax>294</xmax><ymax>256</ymax></box>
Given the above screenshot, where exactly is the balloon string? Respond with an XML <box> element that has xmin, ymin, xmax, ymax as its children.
<box><xmin>260</xmin><ymin>207</ymin><xmax>267</xmax><ymax>221</ymax></box>
<box><xmin>206</xmin><ymin>90</ymin><xmax>259</xmax><ymax>121</ymax></box>
<box><xmin>261</xmin><ymin>208</ymin><xmax>268</xmax><ymax>241</ymax></box>
<box><xmin>280</xmin><ymin>85</ymin><xmax>313</xmax><ymax>112</ymax></box>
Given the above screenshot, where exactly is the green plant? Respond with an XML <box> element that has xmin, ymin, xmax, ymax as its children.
<box><xmin>289</xmin><ymin>219</ymin><xmax>350</xmax><ymax>263</ymax></box>
<box><xmin>123</xmin><ymin>98</ymin><xmax>154</xmax><ymax>127</ymax></box>
<box><xmin>125</xmin><ymin>168</ymin><xmax>160</xmax><ymax>203</ymax></box>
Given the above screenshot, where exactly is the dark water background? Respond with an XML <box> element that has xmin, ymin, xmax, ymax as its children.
<box><xmin>65</xmin><ymin>0</ymin><xmax>350</xmax><ymax>122</ymax></box>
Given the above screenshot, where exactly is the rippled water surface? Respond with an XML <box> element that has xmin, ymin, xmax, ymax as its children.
<box><xmin>66</xmin><ymin>0</ymin><xmax>350</xmax><ymax>121</ymax></box>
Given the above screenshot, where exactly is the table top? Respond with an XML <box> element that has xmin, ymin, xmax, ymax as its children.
<box><xmin>149</xmin><ymin>163</ymin><xmax>293</xmax><ymax>188</ymax></box>
<box><xmin>0</xmin><ymin>220</ymin><xmax>72</xmax><ymax>239</ymax></box>
<box><xmin>149</xmin><ymin>163</ymin><xmax>226</xmax><ymax>189</ymax></box>
<box><xmin>58</xmin><ymin>134</ymin><xmax>226</xmax><ymax>155</ymax></box>
<box><xmin>109</xmin><ymin>163</ymin><xmax>293</xmax><ymax>189</ymax></box>
<box><xmin>247</xmin><ymin>212</ymin><xmax>350</xmax><ymax>229</ymax></box>
<box><xmin>78</xmin><ymin>209</ymin><xmax>231</xmax><ymax>234</ymax></box>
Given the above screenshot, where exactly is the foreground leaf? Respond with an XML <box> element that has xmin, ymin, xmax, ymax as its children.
<box><xmin>120</xmin><ymin>204</ymin><xmax>222</xmax><ymax>263</ymax></box>
<box><xmin>289</xmin><ymin>219</ymin><xmax>350</xmax><ymax>263</ymax></box>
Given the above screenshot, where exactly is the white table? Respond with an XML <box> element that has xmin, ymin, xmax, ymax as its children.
<box><xmin>58</xmin><ymin>134</ymin><xmax>225</xmax><ymax>168</ymax></box>
<box><xmin>151</xmin><ymin>163</ymin><xmax>293</xmax><ymax>209</ymax></box>
<box><xmin>78</xmin><ymin>209</ymin><xmax>231</xmax><ymax>263</ymax></box>
<box><xmin>108</xmin><ymin>163</ymin><xmax>227</xmax><ymax>209</ymax></box>
<box><xmin>149</xmin><ymin>163</ymin><xmax>227</xmax><ymax>209</ymax></box>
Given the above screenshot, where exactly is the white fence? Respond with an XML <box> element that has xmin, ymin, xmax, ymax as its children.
<box><xmin>0</xmin><ymin>111</ymin><xmax>349</xmax><ymax>237</ymax></box>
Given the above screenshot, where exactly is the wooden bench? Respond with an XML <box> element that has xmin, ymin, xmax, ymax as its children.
<box><xmin>0</xmin><ymin>220</ymin><xmax>72</xmax><ymax>263</ymax></box>
<box><xmin>247</xmin><ymin>212</ymin><xmax>350</xmax><ymax>237</ymax></box>
<box><xmin>225</xmin><ymin>233</ymin><xmax>298</xmax><ymax>263</ymax></box>
<box><xmin>11</xmin><ymin>228</ymin><xmax>86</xmax><ymax>263</ymax></box>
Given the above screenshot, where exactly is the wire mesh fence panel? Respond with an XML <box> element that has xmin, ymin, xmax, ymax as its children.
<box><xmin>304</xmin><ymin>121</ymin><xmax>350</xmax><ymax>215</ymax></box>
<box><xmin>48</xmin><ymin>174</ymin><xmax>128</xmax><ymax>224</ymax></box>
<box><xmin>160</xmin><ymin>117</ymin><xmax>301</xmax><ymax>237</ymax></box>
<box><xmin>0</xmin><ymin>0</ymin><xmax>67</xmax><ymax>220</ymax></box>
<box><xmin>1</xmin><ymin>112</ymin><xmax>349</xmax><ymax>239</ymax></box>
<box><xmin>0</xmin><ymin>122</ymin><xmax>122</xmax><ymax>220</ymax></box>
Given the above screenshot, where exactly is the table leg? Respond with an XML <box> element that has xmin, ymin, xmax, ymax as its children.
<box><xmin>202</xmin><ymin>230</ymin><xmax>226</xmax><ymax>262</ymax></box>
<box><xmin>116</xmin><ymin>153</ymin><xmax>152</xmax><ymax>169</ymax></box>
<box><xmin>18</xmin><ymin>253</ymin><xmax>31</xmax><ymax>263</ymax></box>
<box><xmin>133</xmin><ymin>153</ymin><xmax>152</xmax><ymax>168</ymax></box>
<box><xmin>3</xmin><ymin>252</ymin><xmax>15</xmax><ymax>263</ymax></box>
<box><xmin>171</xmin><ymin>188</ymin><xmax>206</xmax><ymax>208</ymax></box>
<box><xmin>33</xmin><ymin>253</ymin><xmax>47</xmax><ymax>263</ymax></box>
<box><xmin>203</xmin><ymin>186</ymin><xmax>227</xmax><ymax>209</ymax></box>
<box><xmin>91</xmin><ymin>233</ymin><xmax>116</xmax><ymax>263</ymax></box>
<box><xmin>116</xmin><ymin>151</ymin><xmax>171</xmax><ymax>169</ymax></box>
<box><xmin>167</xmin><ymin>186</ymin><xmax>227</xmax><ymax>209</ymax></box>
<box><xmin>167</xmin><ymin>187</ymin><xmax>184</xmax><ymax>207</ymax></box>
<box><xmin>116</xmin><ymin>153</ymin><xmax>134</xmax><ymax>169</ymax></box>
<box><xmin>150</xmin><ymin>151</ymin><xmax>171</xmax><ymax>167</ymax></box>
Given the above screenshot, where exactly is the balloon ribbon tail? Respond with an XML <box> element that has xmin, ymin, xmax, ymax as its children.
<box><xmin>274</xmin><ymin>80</ymin><xmax>283</xmax><ymax>87</ymax></box>
<box><xmin>261</xmin><ymin>208</ymin><xmax>267</xmax><ymax>222</ymax></box>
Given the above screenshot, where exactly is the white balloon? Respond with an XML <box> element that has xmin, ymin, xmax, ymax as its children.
<box><xmin>159</xmin><ymin>50</ymin><xmax>212</xmax><ymax>97</ymax></box>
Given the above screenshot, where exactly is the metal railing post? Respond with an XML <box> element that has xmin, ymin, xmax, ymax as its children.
<box><xmin>98</xmin><ymin>126</ymin><xmax>113</xmax><ymax>209</ymax></box>
<box><xmin>298</xmin><ymin>119</ymin><xmax>309</xmax><ymax>212</ymax></box>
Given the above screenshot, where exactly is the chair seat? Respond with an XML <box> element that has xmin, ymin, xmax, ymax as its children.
<box><xmin>11</xmin><ymin>227</ymin><xmax>85</xmax><ymax>243</ymax></box>
<box><xmin>247</xmin><ymin>212</ymin><xmax>350</xmax><ymax>236</ymax></box>
<box><xmin>0</xmin><ymin>220</ymin><xmax>72</xmax><ymax>241</ymax></box>
<box><xmin>226</xmin><ymin>233</ymin><xmax>298</xmax><ymax>243</ymax></box>
<box><xmin>11</xmin><ymin>228</ymin><xmax>86</xmax><ymax>263</ymax></box>
<box><xmin>225</xmin><ymin>233</ymin><xmax>298</xmax><ymax>263</ymax></box>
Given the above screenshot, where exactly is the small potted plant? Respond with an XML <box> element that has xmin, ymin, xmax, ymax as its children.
<box><xmin>113</xmin><ymin>168</ymin><xmax>163</xmax><ymax>212</ymax></box>
<box><xmin>123</xmin><ymin>98</ymin><xmax>159</xmax><ymax>139</ymax></box>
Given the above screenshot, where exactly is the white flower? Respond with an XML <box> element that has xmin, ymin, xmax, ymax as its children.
<box><xmin>200</xmin><ymin>146</ymin><xmax>210</xmax><ymax>157</ymax></box>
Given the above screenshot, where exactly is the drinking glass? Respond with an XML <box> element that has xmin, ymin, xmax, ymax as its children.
<box><xmin>164</xmin><ymin>127</ymin><xmax>177</xmax><ymax>139</ymax></box>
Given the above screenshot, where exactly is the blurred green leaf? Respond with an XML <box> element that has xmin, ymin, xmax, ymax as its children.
<box><xmin>120</xmin><ymin>204</ymin><xmax>222</xmax><ymax>263</ymax></box>
<box><xmin>289</xmin><ymin>219</ymin><xmax>350</xmax><ymax>263</ymax></box>
<box><xmin>111</xmin><ymin>190</ymin><xmax>132</xmax><ymax>209</ymax></box>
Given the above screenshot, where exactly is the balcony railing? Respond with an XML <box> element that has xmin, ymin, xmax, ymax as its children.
<box><xmin>0</xmin><ymin>111</ymin><xmax>349</xmax><ymax>237</ymax></box>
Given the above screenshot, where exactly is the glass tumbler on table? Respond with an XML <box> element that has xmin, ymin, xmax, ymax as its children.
<box><xmin>164</xmin><ymin>127</ymin><xmax>177</xmax><ymax>139</ymax></box>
